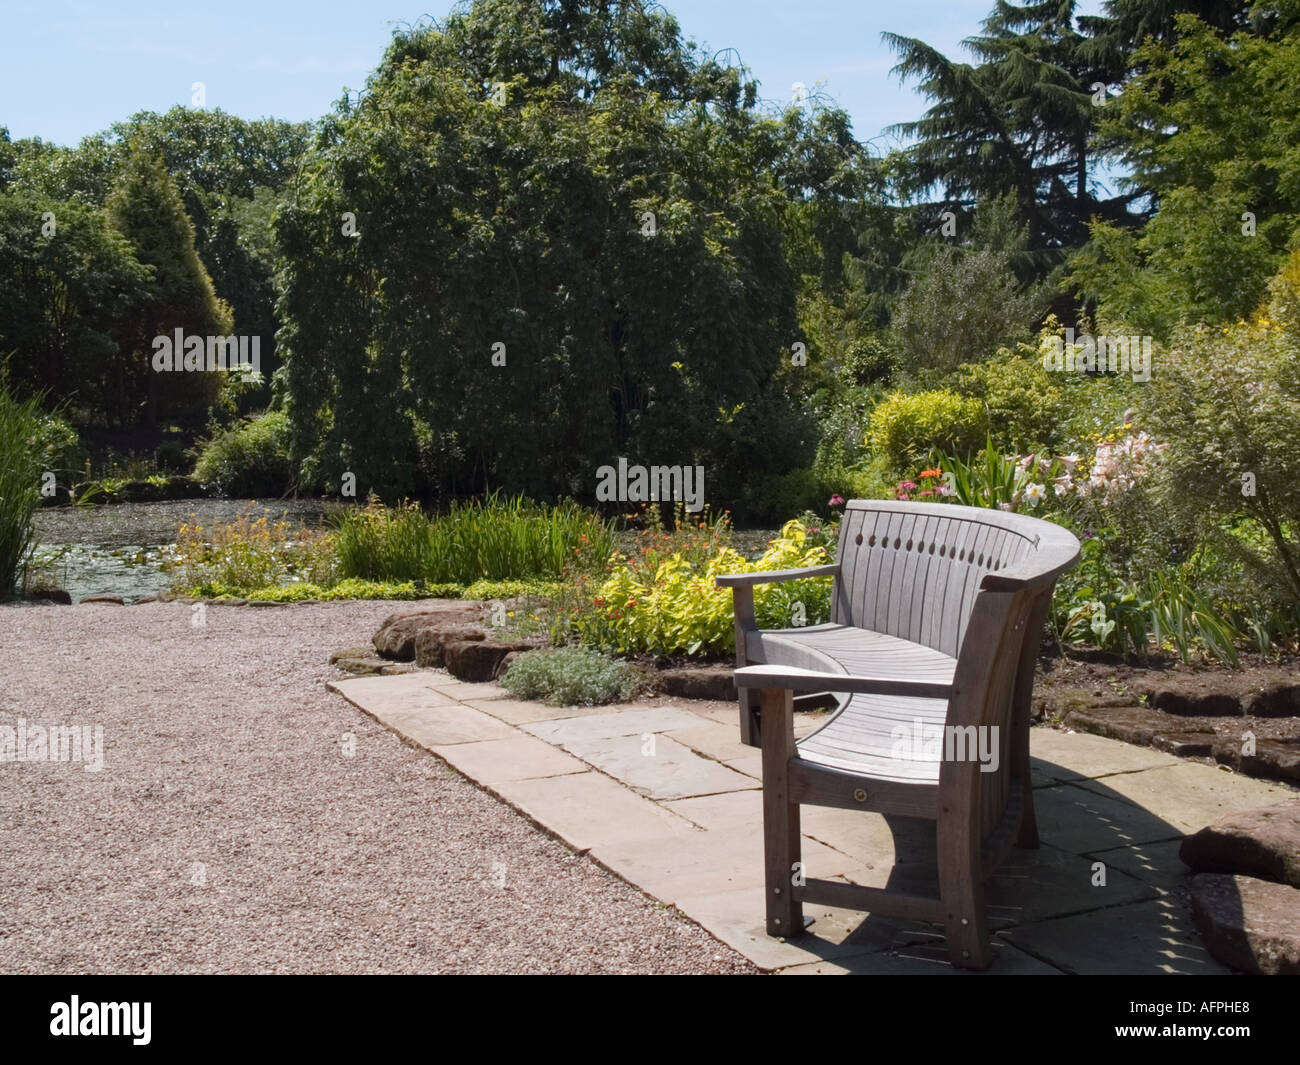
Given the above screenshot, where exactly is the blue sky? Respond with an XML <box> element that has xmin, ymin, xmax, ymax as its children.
<box><xmin>2</xmin><ymin>0</ymin><xmax>1105</xmax><ymax>148</ymax></box>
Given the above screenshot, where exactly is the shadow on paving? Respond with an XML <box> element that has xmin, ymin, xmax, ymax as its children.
<box><xmin>778</xmin><ymin>760</ymin><xmax>1228</xmax><ymax>975</ymax></box>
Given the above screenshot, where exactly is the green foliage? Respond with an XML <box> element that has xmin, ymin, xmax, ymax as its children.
<box><xmin>867</xmin><ymin>389</ymin><xmax>987</xmax><ymax>474</ymax></box>
<box><xmin>953</xmin><ymin>349</ymin><xmax>1063</xmax><ymax>452</ymax></box>
<box><xmin>333</xmin><ymin>495</ymin><xmax>613</xmax><ymax>585</ymax></box>
<box><xmin>884</xmin><ymin>11</ymin><xmax>1138</xmax><ymax>273</ymax></box>
<box><xmin>1075</xmin><ymin>11</ymin><xmax>1300</xmax><ymax>334</ymax></box>
<box><xmin>555</xmin><ymin>519</ymin><xmax>832</xmax><ymax>658</ymax></box>
<box><xmin>0</xmin><ymin>190</ymin><xmax>153</xmax><ymax>424</ymax></box>
<box><xmin>106</xmin><ymin>146</ymin><xmax>231</xmax><ymax>429</ymax></box>
<box><xmin>1141</xmin><ymin>250</ymin><xmax>1300</xmax><ymax>605</ymax></box>
<box><xmin>887</xmin><ymin>197</ymin><xmax>1050</xmax><ymax>375</ymax></box>
<box><xmin>501</xmin><ymin>646</ymin><xmax>643</xmax><ymax>706</ymax></box>
<box><xmin>192</xmin><ymin>410</ymin><xmax>295</xmax><ymax>497</ymax></box>
<box><xmin>33</xmin><ymin>412</ymin><xmax>81</xmax><ymax>474</ymax></box>
<box><xmin>0</xmin><ymin>384</ymin><xmax>44</xmax><ymax>594</ymax></box>
<box><xmin>168</xmin><ymin>507</ymin><xmax>335</xmax><ymax>593</ymax></box>
<box><xmin>274</xmin><ymin>1</ymin><xmax>862</xmax><ymax>506</ymax></box>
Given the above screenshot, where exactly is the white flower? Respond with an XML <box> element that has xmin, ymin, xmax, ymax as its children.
<box><xmin>1053</xmin><ymin>482</ymin><xmax>1070</xmax><ymax>497</ymax></box>
<box><xmin>998</xmin><ymin>502</ymin><xmax>1013</xmax><ymax>512</ymax></box>
<box><xmin>1060</xmin><ymin>454</ymin><xmax>1080</xmax><ymax>469</ymax></box>
<box><xmin>1023</xmin><ymin>483</ymin><xmax>1046</xmax><ymax>506</ymax></box>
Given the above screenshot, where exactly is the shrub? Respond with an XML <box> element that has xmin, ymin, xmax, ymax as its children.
<box><xmin>866</xmin><ymin>389</ymin><xmax>987</xmax><ymax>474</ymax></box>
<box><xmin>554</xmin><ymin>519</ymin><xmax>832</xmax><ymax>657</ymax></box>
<box><xmin>501</xmin><ymin>646</ymin><xmax>643</xmax><ymax>706</ymax></box>
<box><xmin>954</xmin><ymin>350</ymin><xmax>1063</xmax><ymax>453</ymax></box>
<box><xmin>168</xmin><ymin>507</ymin><xmax>336</xmax><ymax>593</ymax></box>
<box><xmin>1141</xmin><ymin>250</ymin><xmax>1300</xmax><ymax>606</ymax></box>
<box><xmin>887</xmin><ymin>195</ymin><xmax>1048</xmax><ymax>375</ymax></box>
<box><xmin>0</xmin><ymin>387</ymin><xmax>44</xmax><ymax>594</ymax></box>
<box><xmin>192</xmin><ymin>410</ymin><xmax>295</xmax><ymax>497</ymax></box>
<box><xmin>33</xmin><ymin>413</ymin><xmax>81</xmax><ymax>475</ymax></box>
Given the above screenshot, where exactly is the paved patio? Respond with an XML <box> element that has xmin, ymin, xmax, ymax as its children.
<box><xmin>328</xmin><ymin>671</ymin><xmax>1296</xmax><ymax>974</ymax></box>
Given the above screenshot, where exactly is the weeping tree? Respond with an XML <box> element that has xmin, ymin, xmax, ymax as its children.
<box><xmin>275</xmin><ymin>0</ymin><xmax>858</xmax><ymax>512</ymax></box>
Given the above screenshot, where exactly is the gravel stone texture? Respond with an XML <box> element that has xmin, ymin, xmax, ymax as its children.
<box><xmin>0</xmin><ymin>601</ymin><xmax>758</xmax><ymax>974</ymax></box>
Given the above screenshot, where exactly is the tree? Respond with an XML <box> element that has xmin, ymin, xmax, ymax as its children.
<box><xmin>106</xmin><ymin>147</ymin><xmax>232</xmax><ymax>428</ymax></box>
<box><xmin>276</xmin><ymin>0</ymin><xmax>853</xmax><ymax>511</ymax></box>
<box><xmin>887</xmin><ymin>196</ymin><xmax>1049</xmax><ymax>375</ymax></box>
<box><xmin>884</xmin><ymin>0</ymin><xmax>1146</xmax><ymax>271</ymax></box>
<box><xmin>1071</xmin><ymin>10</ymin><xmax>1300</xmax><ymax>334</ymax></box>
<box><xmin>0</xmin><ymin>189</ymin><xmax>152</xmax><ymax>421</ymax></box>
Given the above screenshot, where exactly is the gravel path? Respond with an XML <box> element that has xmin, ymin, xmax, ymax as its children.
<box><xmin>0</xmin><ymin>601</ymin><xmax>757</xmax><ymax>974</ymax></box>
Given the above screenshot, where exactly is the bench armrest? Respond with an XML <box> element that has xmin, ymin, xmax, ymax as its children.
<box><xmin>734</xmin><ymin>664</ymin><xmax>953</xmax><ymax>700</ymax></box>
<box><xmin>715</xmin><ymin>564</ymin><xmax>840</xmax><ymax>588</ymax></box>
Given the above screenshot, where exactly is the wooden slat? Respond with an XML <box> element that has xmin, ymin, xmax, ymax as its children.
<box><xmin>797</xmin><ymin>878</ymin><xmax>944</xmax><ymax>924</ymax></box>
<box><xmin>790</xmin><ymin>761</ymin><xmax>939</xmax><ymax>817</ymax></box>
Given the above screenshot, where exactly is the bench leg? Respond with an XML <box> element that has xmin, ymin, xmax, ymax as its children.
<box><xmin>1012</xmin><ymin>724</ymin><xmax>1039</xmax><ymax>848</ymax></box>
<box><xmin>738</xmin><ymin>688</ymin><xmax>762</xmax><ymax>748</ymax></box>
<box><xmin>938</xmin><ymin>811</ymin><xmax>992</xmax><ymax>969</ymax></box>
<box><xmin>760</xmin><ymin>688</ymin><xmax>802</xmax><ymax>938</ymax></box>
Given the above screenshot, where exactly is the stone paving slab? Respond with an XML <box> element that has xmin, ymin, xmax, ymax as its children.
<box><xmin>1029</xmin><ymin>727</ymin><xmax>1182</xmax><ymax>779</ymax></box>
<box><xmin>1002</xmin><ymin>897</ymin><xmax>1233</xmax><ymax>975</ymax></box>
<box><xmin>1070</xmin><ymin>761</ymin><xmax>1293</xmax><ymax>833</ymax></box>
<box><xmin>983</xmin><ymin>843</ymin><xmax>1158</xmax><ymax>924</ymax></box>
<box><xmin>330</xmin><ymin>673</ymin><xmax>1298</xmax><ymax>975</ymax></box>
<box><xmin>374</xmin><ymin>703</ymin><xmax>518</xmax><ymax>746</ymax></box>
<box><xmin>1033</xmin><ymin>782</ymin><xmax>1184</xmax><ymax>853</ymax></box>
<box><xmin>779</xmin><ymin>940</ymin><xmax>1063</xmax><ymax>974</ymax></box>
<box><xmin>1091</xmin><ymin>839</ymin><xmax>1191</xmax><ymax>890</ymax></box>
<box><xmin>551</xmin><ymin>733</ymin><xmax>756</xmax><ymax>801</ymax></box>
<box><xmin>591</xmin><ymin>829</ymin><xmax>856</xmax><ymax>906</ymax></box>
<box><xmin>522</xmin><ymin>706</ymin><xmax>710</xmax><ymax>744</ymax></box>
<box><xmin>430</xmin><ymin>735</ymin><xmax>588</xmax><ymax>785</ymax></box>
<box><xmin>489</xmin><ymin>771</ymin><xmax>698</xmax><ymax>853</ymax></box>
<box><xmin>465</xmin><ymin>698</ymin><xmax>617</xmax><ymax>726</ymax></box>
<box><xmin>422</xmin><ymin>679</ymin><xmax>514</xmax><ymax>701</ymax></box>
<box><xmin>664</xmin><ymin>722</ymin><xmax>757</xmax><ymax>767</ymax></box>
<box><xmin>669</xmin><ymin>883</ymin><xmax>894</xmax><ymax>970</ymax></box>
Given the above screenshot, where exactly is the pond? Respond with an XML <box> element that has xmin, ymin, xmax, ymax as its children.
<box><xmin>31</xmin><ymin>499</ymin><xmax>337</xmax><ymax>603</ymax></box>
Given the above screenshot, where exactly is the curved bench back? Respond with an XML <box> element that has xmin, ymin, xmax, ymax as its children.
<box><xmin>832</xmin><ymin>501</ymin><xmax>1046</xmax><ymax>658</ymax></box>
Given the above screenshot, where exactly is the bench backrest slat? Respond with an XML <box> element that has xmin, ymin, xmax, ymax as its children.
<box><xmin>831</xmin><ymin>501</ymin><xmax>1050</xmax><ymax>658</ymax></box>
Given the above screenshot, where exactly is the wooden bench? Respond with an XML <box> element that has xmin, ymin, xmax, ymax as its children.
<box><xmin>716</xmin><ymin>500</ymin><xmax>1079</xmax><ymax>968</ymax></box>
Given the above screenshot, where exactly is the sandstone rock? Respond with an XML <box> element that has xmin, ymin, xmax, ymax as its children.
<box><xmin>28</xmin><ymin>588</ymin><xmax>71</xmax><ymax>605</ymax></box>
<box><xmin>133</xmin><ymin>594</ymin><xmax>160</xmax><ymax>604</ymax></box>
<box><xmin>1244</xmin><ymin>683</ymin><xmax>1300</xmax><ymax>718</ymax></box>
<box><xmin>495</xmin><ymin>651</ymin><xmax>520</xmax><ymax>680</ymax></box>
<box><xmin>1212</xmin><ymin>736</ymin><xmax>1300</xmax><ymax>783</ymax></box>
<box><xmin>1151</xmin><ymin>731</ymin><xmax>1216</xmax><ymax>757</ymax></box>
<box><xmin>79</xmin><ymin>594</ymin><xmax>124</xmax><ymax>605</ymax></box>
<box><xmin>372</xmin><ymin>605</ymin><xmax>481</xmax><ymax>660</ymax></box>
<box><xmin>659</xmin><ymin>667</ymin><xmax>736</xmax><ymax>702</ymax></box>
<box><xmin>332</xmin><ymin>656</ymin><xmax>388</xmax><ymax>676</ymax></box>
<box><xmin>1141</xmin><ymin>678</ymin><xmax>1240</xmax><ymax>717</ymax></box>
<box><xmin>329</xmin><ymin>646</ymin><xmax>375</xmax><ymax>665</ymax></box>
<box><xmin>445</xmin><ymin>640</ymin><xmax>518</xmax><ymax>683</ymax></box>
<box><xmin>1180</xmin><ymin>800</ymin><xmax>1300</xmax><ymax>887</ymax></box>
<box><xmin>413</xmin><ymin>626</ymin><xmax>486</xmax><ymax>668</ymax></box>
<box><xmin>1189</xmin><ymin>873</ymin><xmax>1300</xmax><ymax>975</ymax></box>
<box><xmin>1063</xmin><ymin>706</ymin><xmax>1156</xmax><ymax>746</ymax></box>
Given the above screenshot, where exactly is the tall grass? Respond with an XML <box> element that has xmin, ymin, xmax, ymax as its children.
<box><xmin>0</xmin><ymin>387</ymin><xmax>45</xmax><ymax>596</ymax></box>
<box><xmin>333</xmin><ymin>494</ymin><xmax>614</xmax><ymax>583</ymax></box>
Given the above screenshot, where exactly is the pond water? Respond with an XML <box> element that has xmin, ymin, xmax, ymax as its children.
<box><xmin>31</xmin><ymin>499</ymin><xmax>337</xmax><ymax>603</ymax></box>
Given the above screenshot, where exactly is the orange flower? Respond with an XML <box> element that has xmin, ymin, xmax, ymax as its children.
<box><xmin>919</xmin><ymin>468</ymin><xmax>943</xmax><ymax>479</ymax></box>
